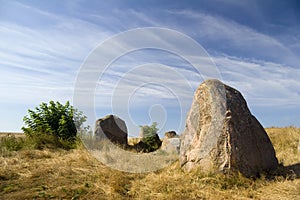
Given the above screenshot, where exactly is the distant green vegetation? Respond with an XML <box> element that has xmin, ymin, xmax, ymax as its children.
<box><xmin>0</xmin><ymin>134</ymin><xmax>24</xmax><ymax>152</ymax></box>
<box><xmin>0</xmin><ymin>101</ymin><xmax>87</xmax><ymax>151</ymax></box>
<box><xmin>21</xmin><ymin>101</ymin><xmax>87</xmax><ymax>149</ymax></box>
<box><xmin>22</xmin><ymin>101</ymin><xmax>77</xmax><ymax>140</ymax></box>
<box><xmin>137</xmin><ymin>122</ymin><xmax>162</xmax><ymax>152</ymax></box>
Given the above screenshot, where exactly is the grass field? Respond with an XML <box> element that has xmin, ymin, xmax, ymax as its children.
<box><xmin>0</xmin><ymin>127</ymin><xmax>300</xmax><ymax>199</ymax></box>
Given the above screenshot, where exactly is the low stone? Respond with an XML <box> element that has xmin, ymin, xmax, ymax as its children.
<box><xmin>94</xmin><ymin>114</ymin><xmax>128</xmax><ymax>145</ymax></box>
<box><xmin>180</xmin><ymin>79</ymin><xmax>279</xmax><ymax>177</ymax></box>
<box><xmin>161</xmin><ymin>137</ymin><xmax>181</xmax><ymax>154</ymax></box>
<box><xmin>164</xmin><ymin>131</ymin><xmax>177</xmax><ymax>139</ymax></box>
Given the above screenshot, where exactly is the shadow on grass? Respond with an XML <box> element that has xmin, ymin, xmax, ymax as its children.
<box><xmin>284</xmin><ymin>163</ymin><xmax>300</xmax><ymax>178</ymax></box>
<box><xmin>270</xmin><ymin>163</ymin><xmax>300</xmax><ymax>179</ymax></box>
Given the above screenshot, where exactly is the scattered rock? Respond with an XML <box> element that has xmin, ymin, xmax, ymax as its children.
<box><xmin>161</xmin><ymin>131</ymin><xmax>180</xmax><ymax>154</ymax></box>
<box><xmin>161</xmin><ymin>137</ymin><xmax>181</xmax><ymax>154</ymax></box>
<box><xmin>164</xmin><ymin>131</ymin><xmax>177</xmax><ymax>139</ymax></box>
<box><xmin>180</xmin><ymin>79</ymin><xmax>279</xmax><ymax>177</ymax></box>
<box><xmin>94</xmin><ymin>115</ymin><xmax>128</xmax><ymax>145</ymax></box>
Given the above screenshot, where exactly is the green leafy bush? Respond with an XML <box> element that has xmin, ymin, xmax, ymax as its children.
<box><xmin>25</xmin><ymin>133</ymin><xmax>78</xmax><ymax>150</ymax></box>
<box><xmin>22</xmin><ymin>101</ymin><xmax>86</xmax><ymax>149</ymax></box>
<box><xmin>139</xmin><ymin>122</ymin><xmax>162</xmax><ymax>152</ymax></box>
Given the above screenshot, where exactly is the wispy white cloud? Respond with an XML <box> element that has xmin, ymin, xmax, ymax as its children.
<box><xmin>90</xmin><ymin>52</ymin><xmax>300</xmax><ymax>109</ymax></box>
<box><xmin>95</xmin><ymin>63</ymin><xmax>198</xmax><ymax>103</ymax></box>
<box><xmin>164</xmin><ymin>9</ymin><xmax>300</xmax><ymax>67</ymax></box>
<box><xmin>87</xmin><ymin>6</ymin><xmax>299</xmax><ymax>67</ymax></box>
<box><xmin>0</xmin><ymin>3</ymin><xmax>112</xmax><ymax>105</ymax></box>
<box><xmin>215</xmin><ymin>55</ymin><xmax>300</xmax><ymax>107</ymax></box>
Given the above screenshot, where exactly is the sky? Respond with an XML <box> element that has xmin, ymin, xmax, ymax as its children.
<box><xmin>0</xmin><ymin>0</ymin><xmax>299</xmax><ymax>137</ymax></box>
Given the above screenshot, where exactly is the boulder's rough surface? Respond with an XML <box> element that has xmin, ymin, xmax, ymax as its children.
<box><xmin>94</xmin><ymin>115</ymin><xmax>128</xmax><ymax>145</ymax></box>
<box><xmin>180</xmin><ymin>79</ymin><xmax>278</xmax><ymax>177</ymax></box>
<box><xmin>161</xmin><ymin>138</ymin><xmax>181</xmax><ymax>154</ymax></box>
<box><xmin>161</xmin><ymin>131</ymin><xmax>180</xmax><ymax>154</ymax></box>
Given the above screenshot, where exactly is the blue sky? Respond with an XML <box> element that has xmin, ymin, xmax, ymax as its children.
<box><xmin>0</xmin><ymin>0</ymin><xmax>299</xmax><ymax>136</ymax></box>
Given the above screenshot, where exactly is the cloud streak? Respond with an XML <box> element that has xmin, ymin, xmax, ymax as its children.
<box><xmin>215</xmin><ymin>55</ymin><xmax>300</xmax><ymax>107</ymax></box>
<box><xmin>163</xmin><ymin>9</ymin><xmax>300</xmax><ymax>67</ymax></box>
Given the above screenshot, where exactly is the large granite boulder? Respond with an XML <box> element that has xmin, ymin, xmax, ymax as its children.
<box><xmin>94</xmin><ymin>115</ymin><xmax>128</xmax><ymax>145</ymax></box>
<box><xmin>180</xmin><ymin>79</ymin><xmax>279</xmax><ymax>177</ymax></box>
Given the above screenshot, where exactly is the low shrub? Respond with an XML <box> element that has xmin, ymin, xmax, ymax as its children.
<box><xmin>138</xmin><ymin>122</ymin><xmax>162</xmax><ymax>152</ymax></box>
<box><xmin>0</xmin><ymin>134</ymin><xmax>24</xmax><ymax>152</ymax></box>
<box><xmin>21</xmin><ymin>101</ymin><xmax>87</xmax><ymax>150</ymax></box>
<box><xmin>25</xmin><ymin>133</ymin><xmax>79</xmax><ymax>150</ymax></box>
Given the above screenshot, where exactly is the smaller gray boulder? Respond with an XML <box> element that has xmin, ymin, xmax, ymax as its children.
<box><xmin>164</xmin><ymin>131</ymin><xmax>177</xmax><ymax>139</ymax></box>
<box><xmin>94</xmin><ymin>115</ymin><xmax>128</xmax><ymax>145</ymax></box>
<box><xmin>161</xmin><ymin>131</ymin><xmax>180</xmax><ymax>154</ymax></box>
<box><xmin>161</xmin><ymin>137</ymin><xmax>181</xmax><ymax>154</ymax></box>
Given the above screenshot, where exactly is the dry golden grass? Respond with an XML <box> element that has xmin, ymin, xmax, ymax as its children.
<box><xmin>0</xmin><ymin>127</ymin><xmax>299</xmax><ymax>200</ymax></box>
<box><xmin>266</xmin><ymin>126</ymin><xmax>300</xmax><ymax>165</ymax></box>
<box><xmin>0</xmin><ymin>132</ymin><xmax>23</xmax><ymax>138</ymax></box>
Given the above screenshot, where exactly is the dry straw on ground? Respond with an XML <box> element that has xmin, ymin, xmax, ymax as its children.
<box><xmin>0</xmin><ymin>127</ymin><xmax>300</xmax><ymax>199</ymax></box>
